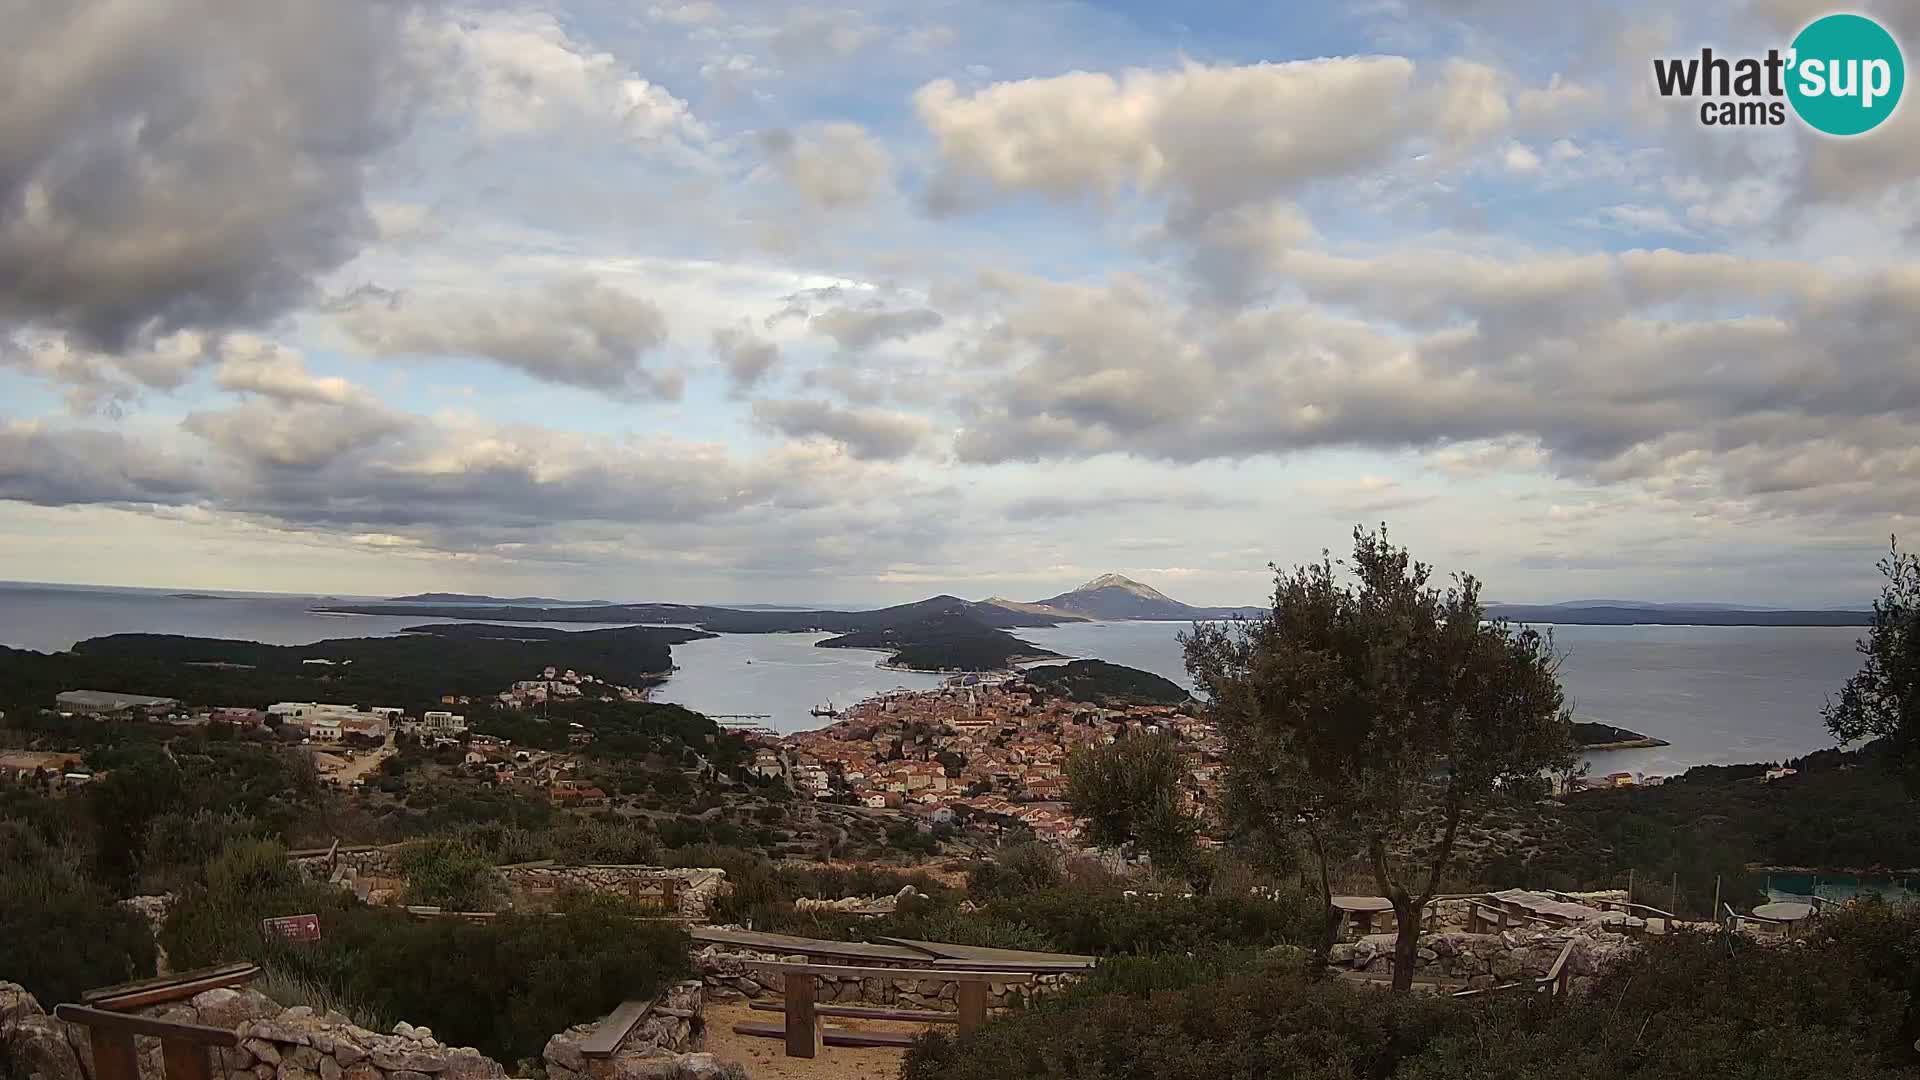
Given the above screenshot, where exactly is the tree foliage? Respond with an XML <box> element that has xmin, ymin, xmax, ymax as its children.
<box><xmin>0</xmin><ymin>821</ymin><xmax>156</xmax><ymax>1005</ymax></box>
<box><xmin>1184</xmin><ymin>526</ymin><xmax>1572</xmax><ymax>987</ymax></box>
<box><xmin>1066</xmin><ymin>733</ymin><xmax>1200</xmax><ymax>874</ymax></box>
<box><xmin>1825</xmin><ymin>537</ymin><xmax>1920</xmax><ymax>790</ymax></box>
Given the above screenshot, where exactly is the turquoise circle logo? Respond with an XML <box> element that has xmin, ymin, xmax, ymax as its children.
<box><xmin>1788</xmin><ymin>13</ymin><xmax>1905</xmax><ymax>136</ymax></box>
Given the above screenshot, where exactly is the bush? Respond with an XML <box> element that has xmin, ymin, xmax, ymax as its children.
<box><xmin>903</xmin><ymin>962</ymin><xmax>1470</xmax><ymax>1080</ymax></box>
<box><xmin>164</xmin><ymin>848</ymin><xmax>690</xmax><ymax>1065</ymax></box>
<box><xmin>0</xmin><ymin>821</ymin><xmax>157</xmax><ymax>1004</ymax></box>
<box><xmin>904</xmin><ymin>907</ymin><xmax>1920</xmax><ymax>1080</ymax></box>
<box><xmin>399</xmin><ymin>839</ymin><xmax>501</xmax><ymax>910</ymax></box>
<box><xmin>967</xmin><ymin>843</ymin><xmax>1061</xmax><ymax>898</ymax></box>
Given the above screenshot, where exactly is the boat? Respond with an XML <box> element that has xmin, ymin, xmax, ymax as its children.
<box><xmin>809</xmin><ymin>699</ymin><xmax>836</xmax><ymax>717</ymax></box>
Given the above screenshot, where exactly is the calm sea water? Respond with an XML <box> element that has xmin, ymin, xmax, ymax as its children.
<box><xmin>1017</xmin><ymin>620</ymin><xmax>1867</xmax><ymax>776</ymax></box>
<box><xmin>0</xmin><ymin>583</ymin><xmax>1869</xmax><ymax>771</ymax></box>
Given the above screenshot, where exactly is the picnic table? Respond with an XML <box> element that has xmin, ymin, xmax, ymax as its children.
<box><xmin>1331</xmin><ymin>896</ymin><xmax>1395</xmax><ymax>936</ymax></box>
<box><xmin>1750</xmin><ymin>901</ymin><xmax>1817</xmax><ymax>936</ymax></box>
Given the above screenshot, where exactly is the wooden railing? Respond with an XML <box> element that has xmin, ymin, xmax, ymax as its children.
<box><xmin>1449</xmin><ymin>938</ymin><xmax>1578</xmax><ymax>1000</ymax></box>
<box><xmin>55</xmin><ymin>1005</ymin><xmax>239</xmax><ymax>1080</ymax></box>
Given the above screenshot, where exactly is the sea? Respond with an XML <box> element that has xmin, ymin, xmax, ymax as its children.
<box><xmin>0</xmin><ymin>581</ymin><xmax>1869</xmax><ymax>775</ymax></box>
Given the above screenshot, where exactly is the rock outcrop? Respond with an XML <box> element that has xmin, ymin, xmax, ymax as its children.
<box><xmin>1325</xmin><ymin>928</ymin><xmax>1634</xmax><ymax>992</ymax></box>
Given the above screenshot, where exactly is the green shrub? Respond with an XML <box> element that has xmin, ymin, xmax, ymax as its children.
<box><xmin>903</xmin><ymin>962</ymin><xmax>1470</xmax><ymax>1080</ymax></box>
<box><xmin>904</xmin><ymin>907</ymin><xmax>1920</xmax><ymax>1080</ymax></box>
<box><xmin>0</xmin><ymin>821</ymin><xmax>156</xmax><ymax>1004</ymax></box>
<box><xmin>399</xmin><ymin>838</ymin><xmax>501</xmax><ymax>910</ymax></box>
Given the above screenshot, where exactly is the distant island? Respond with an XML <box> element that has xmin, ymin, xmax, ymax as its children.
<box><xmin>310</xmin><ymin>576</ymin><xmax>1874</xmax><ymax>675</ymax></box>
<box><xmin>386</xmin><ymin>592</ymin><xmax>614</xmax><ymax>606</ymax></box>
<box><xmin>1485</xmin><ymin>602</ymin><xmax>1870</xmax><ymax>627</ymax></box>
<box><xmin>1571</xmin><ymin>721</ymin><xmax>1671</xmax><ymax>750</ymax></box>
<box><xmin>1021</xmin><ymin>659</ymin><xmax>1190</xmax><ymax>707</ymax></box>
<box><xmin>817</xmin><ymin>609</ymin><xmax>1061</xmax><ymax>672</ymax></box>
<box><xmin>167</xmin><ymin>592</ymin><xmax>228</xmax><ymax>601</ymax></box>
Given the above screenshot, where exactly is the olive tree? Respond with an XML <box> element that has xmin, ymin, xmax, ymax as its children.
<box><xmin>1184</xmin><ymin>527</ymin><xmax>1571</xmax><ymax>989</ymax></box>
<box><xmin>1825</xmin><ymin>537</ymin><xmax>1920</xmax><ymax>790</ymax></box>
<box><xmin>1065</xmin><ymin>733</ymin><xmax>1200</xmax><ymax>876</ymax></box>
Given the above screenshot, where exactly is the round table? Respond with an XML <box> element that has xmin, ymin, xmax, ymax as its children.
<box><xmin>1331</xmin><ymin>896</ymin><xmax>1394</xmax><ymax>936</ymax></box>
<box><xmin>1751</xmin><ymin>901</ymin><xmax>1816</xmax><ymax>936</ymax></box>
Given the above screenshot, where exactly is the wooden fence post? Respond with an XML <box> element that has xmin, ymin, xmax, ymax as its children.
<box><xmin>783</xmin><ymin>972</ymin><xmax>816</xmax><ymax>1059</ymax></box>
<box><xmin>957</xmin><ymin>980</ymin><xmax>987</xmax><ymax>1036</ymax></box>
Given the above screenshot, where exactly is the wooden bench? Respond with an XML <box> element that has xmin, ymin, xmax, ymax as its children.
<box><xmin>83</xmin><ymin>963</ymin><xmax>262</xmax><ymax>1012</ymax></box>
<box><xmin>734</xmin><ymin>963</ymin><xmax>1037</xmax><ymax>1058</ymax></box>
<box><xmin>56</xmin><ymin>1005</ymin><xmax>239</xmax><ymax>1080</ymax></box>
<box><xmin>575</xmin><ymin>998</ymin><xmax>657</xmax><ymax>1059</ymax></box>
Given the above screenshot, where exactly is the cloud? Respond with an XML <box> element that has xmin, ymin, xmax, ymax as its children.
<box><xmin>914</xmin><ymin>57</ymin><xmax>1517</xmax><ymax>213</ymax></box>
<box><xmin>712</xmin><ymin>325</ymin><xmax>780</xmax><ymax>392</ymax></box>
<box><xmin>184</xmin><ymin>398</ymin><xmax>414</xmax><ymax>471</ymax></box>
<box><xmin>752</xmin><ymin>398</ymin><xmax>932</xmax><ymax>459</ymax></box>
<box><xmin>212</xmin><ymin>338</ymin><xmax>361</xmax><ymax>406</ymax></box>
<box><xmin>0</xmin><ymin>422</ymin><xmax>207</xmax><ymax>507</ymax></box>
<box><xmin>336</xmin><ymin>278</ymin><xmax>680</xmax><ymax>396</ymax></box>
<box><xmin>1</xmin><ymin>330</ymin><xmax>211</xmax><ymax>414</ymax></box>
<box><xmin>0</xmin><ymin>0</ymin><xmax>419</xmax><ymax>349</ymax></box>
<box><xmin>769</xmin><ymin>9</ymin><xmax>878</xmax><ymax>66</ymax></box>
<box><xmin>1003</xmin><ymin>489</ymin><xmax>1247</xmax><ymax>521</ymax></box>
<box><xmin>946</xmin><ymin>251</ymin><xmax>1920</xmax><ymax>526</ymax></box>
<box><xmin>409</xmin><ymin>7</ymin><xmax>703</xmax><ymax>143</ymax></box>
<box><xmin>809</xmin><ymin>303</ymin><xmax>945</xmax><ymax>352</ymax></box>
<box><xmin>759</xmin><ymin>123</ymin><xmax>893</xmax><ymax>209</ymax></box>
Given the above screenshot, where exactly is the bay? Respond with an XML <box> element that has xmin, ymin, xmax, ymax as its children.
<box><xmin>0</xmin><ymin>582</ymin><xmax>1871</xmax><ymax>773</ymax></box>
<box><xmin>1016</xmin><ymin>620</ymin><xmax>1867</xmax><ymax>777</ymax></box>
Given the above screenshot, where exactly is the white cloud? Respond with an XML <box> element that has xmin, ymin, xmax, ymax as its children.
<box><xmin>410</xmin><ymin>8</ymin><xmax>704</xmax><ymax>142</ymax></box>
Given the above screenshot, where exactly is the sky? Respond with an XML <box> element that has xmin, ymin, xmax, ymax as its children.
<box><xmin>2</xmin><ymin>0</ymin><xmax>1917</xmax><ymax>608</ymax></box>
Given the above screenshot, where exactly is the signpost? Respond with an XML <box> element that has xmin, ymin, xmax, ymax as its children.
<box><xmin>260</xmin><ymin>914</ymin><xmax>321</xmax><ymax>945</ymax></box>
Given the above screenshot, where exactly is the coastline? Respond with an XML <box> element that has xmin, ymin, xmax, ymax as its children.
<box><xmin>1578</xmin><ymin>737</ymin><xmax>1672</xmax><ymax>751</ymax></box>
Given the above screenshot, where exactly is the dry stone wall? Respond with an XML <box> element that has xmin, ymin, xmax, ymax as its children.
<box><xmin>289</xmin><ymin>848</ymin><xmax>726</xmax><ymax>921</ymax></box>
<box><xmin>542</xmin><ymin>983</ymin><xmax>739</xmax><ymax>1080</ymax></box>
<box><xmin>1326</xmin><ymin>928</ymin><xmax>1634</xmax><ymax>992</ymax></box>
<box><xmin>0</xmin><ymin>984</ymin><xmax>504</xmax><ymax>1080</ymax></box>
<box><xmin>692</xmin><ymin>945</ymin><xmax>1077</xmax><ymax>1012</ymax></box>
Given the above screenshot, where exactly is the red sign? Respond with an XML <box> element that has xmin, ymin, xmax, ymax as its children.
<box><xmin>261</xmin><ymin>914</ymin><xmax>321</xmax><ymax>944</ymax></box>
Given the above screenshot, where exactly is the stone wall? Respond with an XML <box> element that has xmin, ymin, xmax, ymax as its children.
<box><xmin>499</xmin><ymin>867</ymin><xmax>725</xmax><ymax>922</ymax></box>
<box><xmin>542</xmin><ymin>983</ymin><xmax>739</xmax><ymax>1080</ymax></box>
<box><xmin>692</xmin><ymin>945</ymin><xmax>1077</xmax><ymax>1012</ymax></box>
<box><xmin>1326</xmin><ymin>928</ymin><xmax>1634</xmax><ymax>992</ymax></box>
<box><xmin>289</xmin><ymin>848</ymin><xmax>726</xmax><ymax>921</ymax></box>
<box><xmin>0</xmin><ymin>984</ymin><xmax>504</xmax><ymax>1080</ymax></box>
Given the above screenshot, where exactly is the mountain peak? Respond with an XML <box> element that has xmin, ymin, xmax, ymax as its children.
<box><xmin>1074</xmin><ymin>573</ymin><xmax>1175</xmax><ymax>602</ymax></box>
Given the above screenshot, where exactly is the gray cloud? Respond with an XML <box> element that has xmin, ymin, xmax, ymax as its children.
<box><xmin>752</xmin><ymin>398</ymin><xmax>932</xmax><ymax>460</ymax></box>
<box><xmin>759</xmin><ymin>123</ymin><xmax>893</xmax><ymax>209</ymax></box>
<box><xmin>809</xmin><ymin>304</ymin><xmax>944</xmax><ymax>352</ymax></box>
<box><xmin>712</xmin><ymin>325</ymin><xmax>780</xmax><ymax>392</ymax></box>
<box><xmin>948</xmin><ymin>251</ymin><xmax>1920</xmax><ymax>526</ymax></box>
<box><xmin>0</xmin><ymin>423</ymin><xmax>206</xmax><ymax>507</ymax></box>
<box><xmin>0</xmin><ymin>0</ymin><xmax>419</xmax><ymax>349</ymax></box>
<box><xmin>183</xmin><ymin>399</ymin><xmax>414</xmax><ymax>472</ymax></box>
<box><xmin>1004</xmin><ymin>489</ymin><xmax>1248</xmax><ymax>521</ymax></box>
<box><xmin>336</xmin><ymin>277</ymin><xmax>679</xmax><ymax>396</ymax></box>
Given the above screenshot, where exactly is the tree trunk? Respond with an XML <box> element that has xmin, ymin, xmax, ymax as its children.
<box><xmin>1367</xmin><ymin>835</ymin><xmax>1420</xmax><ymax>991</ymax></box>
<box><xmin>1306</xmin><ymin>822</ymin><xmax>1339</xmax><ymax>969</ymax></box>
<box><xmin>1391</xmin><ymin>896</ymin><xmax>1420</xmax><ymax>991</ymax></box>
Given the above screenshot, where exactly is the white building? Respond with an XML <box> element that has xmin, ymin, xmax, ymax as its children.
<box><xmin>422</xmin><ymin>710</ymin><xmax>468</xmax><ymax>732</ymax></box>
<box><xmin>306</xmin><ymin>718</ymin><xmax>343</xmax><ymax>742</ymax></box>
<box><xmin>269</xmin><ymin>702</ymin><xmax>359</xmax><ymax>720</ymax></box>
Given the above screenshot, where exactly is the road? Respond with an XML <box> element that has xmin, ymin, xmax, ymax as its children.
<box><xmin>313</xmin><ymin>741</ymin><xmax>396</xmax><ymax>784</ymax></box>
